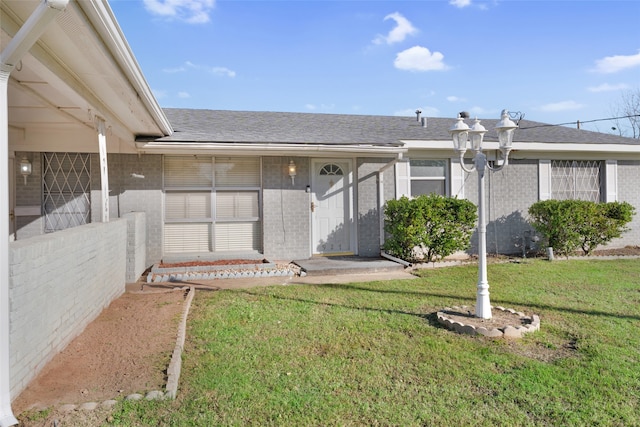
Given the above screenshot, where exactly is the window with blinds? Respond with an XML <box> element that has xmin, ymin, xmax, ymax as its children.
<box><xmin>409</xmin><ymin>159</ymin><xmax>448</xmax><ymax>197</ymax></box>
<box><xmin>163</xmin><ymin>156</ymin><xmax>262</xmax><ymax>254</ymax></box>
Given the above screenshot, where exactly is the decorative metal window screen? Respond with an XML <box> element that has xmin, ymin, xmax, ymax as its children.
<box><xmin>43</xmin><ymin>153</ymin><xmax>91</xmax><ymax>232</ymax></box>
<box><xmin>551</xmin><ymin>160</ymin><xmax>601</xmax><ymax>202</ymax></box>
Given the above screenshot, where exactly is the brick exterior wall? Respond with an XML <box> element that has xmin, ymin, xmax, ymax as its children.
<box><xmin>91</xmin><ymin>153</ymin><xmax>164</xmax><ymax>266</ymax></box>
<box><xmin>262</xmin><ymin>157</ymin><xmax>311</xmax><ymax>260</ymax></box>
<box><xmin>357</xmin><ymin>158</ymin><xmax>395</xmax><ymax>257</ymax></box>
<box><xmin>9</xmin><ymin>219</ymin><xmax>127</xmax><ymax>397</ymax></box>
<box><xmin>462</xmin><ymin>159</ymin><xmax>539</xmax><ymax>256</ymax></box>
<box><xmin>122</xmin><ymin>212</ymin><xmax>147</xmax><ymax>282</ymax></box>
<box><xmin>13</xmin><ymin>152</ymin><xmax>43</xmax><ymax>239</ymax></box>
<box><xmin>614</xmin><ymin>160</ymin><xmax>640</xmax><ymax>246</ymax></box>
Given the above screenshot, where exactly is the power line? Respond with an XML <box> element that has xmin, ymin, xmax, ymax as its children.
<box><xmin>519</xmin><ymin>114</ymin><xmax>640</xmax><ymax>130</ymax></box>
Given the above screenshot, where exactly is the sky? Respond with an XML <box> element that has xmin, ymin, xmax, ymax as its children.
<box><xmin>110</xmin><ymin>0</ymin><xmax>640</xmax><ymax>134</ymax></box>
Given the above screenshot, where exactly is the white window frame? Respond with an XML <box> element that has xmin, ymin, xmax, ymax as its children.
<box><xmin>163</xmin><ymin>156</ymin><xmax>262</xmax><ymax>254</ymax></box>
<box><xmin>407</xmin><ymin>158</ymin><xmax>449</xmax><ymax>197</ymax></box>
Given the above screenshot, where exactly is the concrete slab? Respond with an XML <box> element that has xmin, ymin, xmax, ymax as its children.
<box><xmin>293</xmin><ymin>256</ymin><xmax>404</xmax><ymax>276</ymax></box>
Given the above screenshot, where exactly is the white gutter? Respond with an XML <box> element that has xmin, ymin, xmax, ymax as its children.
<box><xmin>402</xmin><ymin>140</ymin><xmax>640</xmax><ymax>154</ymax></box>
<box><xmin>135</xmin><ymin>142</ymin><xmax>407</xmax><ymax>157</ymax></box>
<box><xmin>0</xmin><ymin>1</ymin><xmax>68</xmax><ymax>425</ymax></box>
<box><xmin>76</xmin><ymin>0</ymin><xmax>173</xmax><ymax>136</ymax></box>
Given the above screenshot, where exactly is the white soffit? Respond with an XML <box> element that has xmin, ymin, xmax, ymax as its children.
<box><xmin>1</xmin><ymin>0</ymin><xmax>170</xmax><ymax>147</ymax></box>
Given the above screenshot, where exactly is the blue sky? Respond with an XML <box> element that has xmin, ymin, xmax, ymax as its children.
<box><xmin>110</xmin><ymin>0</ymin><xmax>640</xmax><ymax>134</ymax></box>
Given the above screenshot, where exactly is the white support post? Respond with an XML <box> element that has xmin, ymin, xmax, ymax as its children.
<box><xmin>97</xmin><ymin>119</ymin><xmax>109</xmax><ymax>222</ymax></box>
<box><xmin>0</xmin><ymin>3</ymin><xmax>68</xmax><ymax>424</ymax></box>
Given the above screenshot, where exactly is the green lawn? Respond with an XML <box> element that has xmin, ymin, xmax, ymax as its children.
<box><xmin>110</xmin><ymin>259</ymin><xmax>640</xmax><ymax>426</ymax></box>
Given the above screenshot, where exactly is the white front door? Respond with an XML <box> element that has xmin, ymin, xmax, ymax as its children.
<box><xmin>311</xmin><ymin>159</ymin><xmax>353</xmax><ymax>255</ymax></box>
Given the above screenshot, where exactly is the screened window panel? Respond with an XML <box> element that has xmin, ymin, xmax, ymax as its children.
<box><xmin>164</xmin><ymin>223</ymin><xmax>212</xmax><ymax>253</ymax></box>
<box><xmin>215</xmin><ymin>157</ymin><xmax>260</xmax><ymax>187</ymax></box>
<box><xmin>215</xmin><ymin>222</ymin><xmax>262</xmax><ymax>251</ymax></box>
<box><xmin>164</xmin><ymin>156</ymin><xmax>213</xmax><ymax>188</ymax></box>
<box><xmin>551</xmin><ymin>160</ymin><xmax>601</xmax><ymax>202</ymax></box>
<box><xmin>216</xmin><ymin>191</ymin><xmax>259</xmax><ymax>219</ymax></box>
<box><xmin>410</xmin><ymin>159</ymin><xmax>446</xmax><ymax>178</ymax></box>
<box><xmin>165</xmin><ymin>192</ymin><xmax>211</xmax><ymax>220</ymax></box>
<box><xmin>411</xmin><ymin>180</ymin><xmax>445</xmax><ymax>197</ymax></box>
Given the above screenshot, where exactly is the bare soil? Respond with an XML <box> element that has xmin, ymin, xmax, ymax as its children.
<box><xmin>12</xmin><ymin>248</ymin><xmax>640</xmax><ymax>425</ymax></box>
<box><xmin>14</xmin><ymin>288</ymin><xmax>186</xmax><ymax>426</ymax></box>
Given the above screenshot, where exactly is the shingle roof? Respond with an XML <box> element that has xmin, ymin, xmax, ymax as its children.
<box><xmin>151</xmin><ymin>108</ymin><xmax>638</xmax><ymax>146</ymax></box>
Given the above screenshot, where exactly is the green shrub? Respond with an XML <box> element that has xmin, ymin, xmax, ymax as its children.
<box><xmin>383</xmin><ymin>195</ymin><xmax>477</xmax><ymax>263</ymax></box>
<box><xmin>528</xmin><ymin>199</ymin><xmax>635</xmax><ymax>256</ymax></box>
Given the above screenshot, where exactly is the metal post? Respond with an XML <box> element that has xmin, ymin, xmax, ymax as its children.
<box><xmin>474</xmin><ymin>152</ymin><xmax>491</xmax><ymax>319</ymax></box>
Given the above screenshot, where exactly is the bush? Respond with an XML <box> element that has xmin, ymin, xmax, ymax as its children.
<box><xmin>383</xmin><ymin>195</ymin><xmax>477</xmax><ymax>263</ymax></box>
<box><xmin>528</xmin><ymin>199</ymin><xmax>635</xmax><ymax>256</ymax></box>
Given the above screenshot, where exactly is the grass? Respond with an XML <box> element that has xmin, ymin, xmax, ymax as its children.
<box><xmin>109</xmin><ymin>259</ymin><xmax>640</xmax><ymax>426</ymax></box>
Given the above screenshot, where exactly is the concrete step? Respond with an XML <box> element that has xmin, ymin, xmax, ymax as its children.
<box><xmin>293</xmin><ymin>256</ymin><xmax>405</xmax><ymax>277</ymax></box>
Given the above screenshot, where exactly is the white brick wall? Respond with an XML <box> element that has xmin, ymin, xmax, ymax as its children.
<box><xmin>9</xmin><ymin>219</ymin><xmax>127</xmax><ymax>397</ymax></box>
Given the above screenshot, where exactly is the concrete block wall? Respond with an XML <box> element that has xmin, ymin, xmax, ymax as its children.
<box><xmin>8</xmin><ymin>219</ymin><xmax>127</xmax><ymax>398</ymax></box>
<box><xmin>614</xmin><ymin>160</ymin><xmax>640</xmax><ymax>246</ymax></box>
<box><xmin>122</xmin><ymin>212</ymin><xmax>147</xmax><ymax>282</ymax></box>
<box><xmin>462</xmin><ymin>159</ymin><xmax>539</xmax><ymax>255</ymax></box>
<box><xmin>357</xmin><ymin>158</ymin><xmax>395</xmax><ymax>257</ymax></box>
<box><xmin>262</xmin><ymin>157</ymin><xmax>311</xmax><ymax>260</ymax></box>
<box><xmin>13</xmin><ymin>152</ymin><xmax>44</xmax><ymax>240</ymax></box>
<box><xmin>91</xmin><ymin>153</ymin><xmax>164</xmax><ymax>265</ymax></box>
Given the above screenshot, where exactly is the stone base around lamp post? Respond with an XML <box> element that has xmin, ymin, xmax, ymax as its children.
<box><xmin>437</xmin><ymin>306</ymin><xmax>540</xmax><ymax>339</ymax></box>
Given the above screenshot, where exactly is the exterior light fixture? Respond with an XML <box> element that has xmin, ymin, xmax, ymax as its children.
<box><xmin>288</xmin><ymin>160</ymin><xmax>297</xmax><ymax>185</ymax></box>
<box><xmin>19</xmin><ymin>157</ymin><xmax>32</xmax><ymax>185</ymax></box>
<box><xmin>448</xmin><ymin>110</ymin><xmax>518</xmax><ymax>319</ymax></box>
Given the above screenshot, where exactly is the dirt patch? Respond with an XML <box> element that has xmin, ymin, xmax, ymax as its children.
<box><xmin>14</xmin><ymin>288</ymin><xmax>186</xmax><ymax>424</ymax></box>
<box><xmin>440</xmin><ymin>307</ymin><xmax>529</xmax><ymax>330</ymax></box>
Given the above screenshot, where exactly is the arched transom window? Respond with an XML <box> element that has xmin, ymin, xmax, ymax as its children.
<box><xmin>319</xmin><ymin>164</ymin><xmax>344</xmax><ymax>176</ymax></box>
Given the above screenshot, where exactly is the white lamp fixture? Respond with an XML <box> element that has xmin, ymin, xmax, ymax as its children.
<box><xmin>448</xmin><ymin>110</ymin><xmax>518</xmax><ymax>319</ymax></box>
<box><xmin>19</xmin><ymin>157</ymin><xmax>32</xmax><ymax>185</ymax></box>
<box><xmin>288</xmin><ymin>160</ymin><xmax>297</xmax><ymax>185</ymax></box>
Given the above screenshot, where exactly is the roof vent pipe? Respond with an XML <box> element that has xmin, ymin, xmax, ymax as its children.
<box><xmin>415</xmin><ymin>109</ymin><xmax>422</xmax><ymax>122</ymax></box>
<box><xmin>421</xmin><ymin>117</ymin><xmax>427</xmax><ymax>128</ymax></box>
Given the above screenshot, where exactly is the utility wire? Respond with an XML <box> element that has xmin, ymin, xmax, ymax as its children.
<box><xmin>519</xmin><ymin>114</ymin><xmax>640</xmax><ymax>130</ymax></box>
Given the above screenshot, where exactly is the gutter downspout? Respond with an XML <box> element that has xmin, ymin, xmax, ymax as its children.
<box><xmin>0</xmin><ymin>1</ymin><xmax>68</xmax><ymax>425</ymax></box>
<box><xmin>377</xmin><ymin>153</ymin><xmax>412</xmax><ymax>267</ymax></box>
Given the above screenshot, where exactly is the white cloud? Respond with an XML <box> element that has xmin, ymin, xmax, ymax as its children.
<box><xmin>592</xmin><ymin>50</ymin><xmax>640</xmax><ymax>74</ymax></box>
<box><xmin>394</xmin><ymin>46</ymin><xmax>449</xmax><ymax>72</ymax></box>
<box><xmin>143</xmin><ymin>0</ymin><xmax>215</xmax><ymax>24</ymax></box>
<box><xmin>373</xmin><ymin>12</ymin><xmax>418</xmax><ymax>45</ymax></box>
<box><xmin>447</xmin><ymin>96</ymin><xmax>467</xmax><ymax>102</ymax></box>
<box><xmin>450</xmin><ymin>0</ymin><xmax>472</xmax><ymax>8</ymax></box>
<box><xmin>178</xmin><ymin>91</ymin><xmax>191</xmax><ymax>98</ymax></box>
<box><xmin>587</xmin><ymin>83</ymin><xmax>630</xmax><ymax>92</ymax></box>
<box><xmin>211</xmin><ymin>67</ymin><xmax>236</xmax><ymax>78</ymax></box>
<box><xmin>163</xmin><ymin>61</ymin><xmax>236</xmax><ymax>77</ymax></box>
<box><xmin>537</xmin><ymin>100</ymin><xmax>585</xmax><ymax>112</ymax></box>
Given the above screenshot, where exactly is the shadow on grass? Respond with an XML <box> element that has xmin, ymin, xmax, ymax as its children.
<box><xmin>251</xmin><ymin>282</ymin><xmax>640</xmax><ymax>322</ymax></box>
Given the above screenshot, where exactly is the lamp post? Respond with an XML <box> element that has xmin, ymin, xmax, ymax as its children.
<box><xmin>449</xmin><ymin>110</ymin><xmax>518</xmax><ymax>319</ymax></box>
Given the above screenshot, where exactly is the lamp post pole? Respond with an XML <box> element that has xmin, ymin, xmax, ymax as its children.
<box><xmin>449</xmin><ymin>110</ymin><xmax>518</xmax><ymax>319</ymax></box>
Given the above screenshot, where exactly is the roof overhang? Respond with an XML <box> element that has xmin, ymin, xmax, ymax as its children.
<box><xmin>403</xmin><ymin>140</ymin><xmax>640</xmax><ymax>160</ymax></box>
<box><xmin>134</xmin><ymin>141</ymin><xmax>407</xmax><ymax>157</ymax></box>
<box><xmin>1</xmin><ymin>0</ymin><xmax>172</xmax><ymax>153</ymax></box>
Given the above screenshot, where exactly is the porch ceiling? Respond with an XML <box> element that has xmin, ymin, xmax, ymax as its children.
<box><xmin>1</xmin><ymin>0</ymin><xmax>171</xmax><ymax>150</ymax></box>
